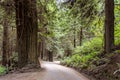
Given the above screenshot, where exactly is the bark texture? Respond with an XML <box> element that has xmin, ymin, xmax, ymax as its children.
<box><xmin>2</xmin><ymin>18</ymin><xmax>11</xmax><ymax>67</ymax></box>
<box><xmin>15</xmin><ymin>0</ymin><xmax>39</xmax><ymax>68</ymax></box>
<box><xmin>104</xmin><ymin>0</ymin><xmax>114</xmax><ymax>53</ymax></box>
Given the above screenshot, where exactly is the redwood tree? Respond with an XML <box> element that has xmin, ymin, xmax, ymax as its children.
<box><xmin>104</xmin><ymin>0</ymin><xmax>115</xmax><ymax>53</ymax></box>
<box><xmin>2</xmin><ymin>18</ymin><xmax>11</xmax><ymax>67</ymax></box>
<box><xmin>15</xmin><ymin>0</ymin><xmax>39</xmax><ymax>68</ymax></box>
<box><xmin>2</xmin><ymin>1</ymin><xmax>13</xmax><ymax>67</ymax></box>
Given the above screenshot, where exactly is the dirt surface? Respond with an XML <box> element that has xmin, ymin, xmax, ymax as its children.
<box><xmin>0</xmin><ymin>61</ymin><xmax>89</xmax><ymax>80</ymax></box>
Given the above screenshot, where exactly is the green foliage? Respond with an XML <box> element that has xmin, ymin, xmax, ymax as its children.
<box><xmin>115</xmin><ymin>4</ymin><xmax>120</xmax><ymax>45</ymax></box>
<box><xmin>62</xmin><ymin>37</ymin><xmax>103</xmax><ymax>68</ymax></box>
<box><xmin>60</xmin><ymin>12</ymin><xmax>120</xmax><ymax>78</ymax></box>
<box><xmin>74</xmin><ymin>38</ymin><xmax>103</xmax><ymax>55</ymax></box>
<box><xmin>0</xmin><ymin>65</ymin><xmax>7</xmax><ymax>75</ymax></box>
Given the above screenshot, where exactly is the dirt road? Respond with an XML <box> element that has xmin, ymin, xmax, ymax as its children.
<box><xmin>0</xmin><ymin>62</ymin><xmax>89</xmax><ymax>80</ymax></box>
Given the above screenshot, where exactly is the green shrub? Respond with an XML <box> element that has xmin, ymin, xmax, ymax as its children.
<box><xmin>115</xmin><ymin>23</ymin><xmax>120</xmax><ymax>45</ymax></box>
<box><xmin>74</xmin><ymin>37</ymin><xmax>103</xmax><ymax>55</ymax></box>
<box><xmin>0</xmin><ymin>65</ymin><xmax>7</xmax><ymax>75</ymax></box>
<box><xmin>62</xmin><ymin>37</ymin><xmax>103</xmax><ymax>68</ymax></box>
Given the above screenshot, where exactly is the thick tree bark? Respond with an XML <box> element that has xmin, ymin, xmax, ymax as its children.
<box><xmin>15</xmin><ymin>0</ymin><xmax>39</xmax><ymax>68</ymax></box>
<box><xmin>24</xmin><ymin>0</ymin><xmax>39</xmax><ymax>64</ymax></box>
<box><xmin>15</xmin><ymin>0</ymin><xmax>28</xmax><ymax>67</ymax></box>
<box><xmin>2</xmin><ymin>18</ymin><xmax>11</xmax><ymax>67</ymax></box>
<box><xmin>104</xmin><ymin>0</ymin><xmax>114</xmax><ymax>53</ymax></box>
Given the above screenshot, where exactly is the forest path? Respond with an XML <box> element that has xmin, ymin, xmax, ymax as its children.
<box><xmin>0</xmin><ymin>61</ymin><xmax>89</xmax><ymax>80</ymax></box>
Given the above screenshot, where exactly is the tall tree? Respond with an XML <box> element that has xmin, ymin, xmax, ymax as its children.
<box><xmin>2</xmin><ymin>18</ymin><xmax>11</xmax><ymax>67</ymax></box>
<box><xmin>79</xmin><ymin>28</ymin><xmax>83</xmax><ymax>46</ymax></box>
<box><xmin>73</xmin><ymin>26</ymin><xmax>76</xmax><ymax>48</ymax></box>
<box><xmin>25</xmin><ymin>0</ymin><xmax>39</xmax><ymax>64</ymax></box>
<box><xmin>104</xmin><ymin>0</ymin><xmax>115</xmax><ymax>53</ymax></box>
<box><xmin>15</xmin><ymin>0</ymin><xmax>28</xmax><ymax>67</ymax></box>
<box><xmin>1</xmin><ymin>0</ymin><xmax>13</xmax><ymax>67</ymax></box>
<box><xmin>15</xmin><ymin>0</ymin><xmax>39</xmax><ymax>68</ymax></box>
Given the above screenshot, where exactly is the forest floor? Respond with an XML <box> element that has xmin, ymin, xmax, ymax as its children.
<box><xmin>0</xmin><ymin>61</ymin><xmax>89</xmax><ymax>80</ymax></box>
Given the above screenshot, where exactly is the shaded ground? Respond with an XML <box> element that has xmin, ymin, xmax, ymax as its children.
<box><xmin>0</xmin><ymin>61</ymin><xmax>89</xmax><ymax>80</ymax></box>
<box><xmin>89</xmin><ymin>53</ymin><xmax>120</xmax><ymax>80</ymax></box>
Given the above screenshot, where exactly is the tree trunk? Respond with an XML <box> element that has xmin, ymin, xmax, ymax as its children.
<box><xmin>79</xmin><ymin>28</ymin><xmax>83</xmax><ymax>46</ymax></box>
<box><xmin>2</xmin><ymin>18</ymin><xmax>11</xmax><ymax>67</ymax></box>
<box><xmin>104</xmin><ymin>0</ymin><xmax>115</xmax><ymax>53</ymax></box>
<box><xmin>73</xmin><ymin>27</ymin><xmax>76</xmax><ymax>48</ymax></box>
<box><xmin>15</xmin><ymin>0</ymin><xmax>39</xmax><ymax>68</ymax></box>
<box><xmin>38</xmin><ymin>41</ymin><xmax>42</xmax><ymax>59</ymax></box>
<box><xmin>15</xmin><ymin>0</ymin><xmax>28</xmax><ymax>67</ymax></box>
<box><xmin>40</xmin><ymin>41</ymin><xmax>43</xmax><ymax>59</ymax></box>
<box><xmin>25</xmin><ymin>0</ymin><xmax>39</xmax><ymax>64</ymax></box>
<box><xmin>48</xmin><ymin>51</ymin><xmax>53</xmax><ymax>62</ymax></box>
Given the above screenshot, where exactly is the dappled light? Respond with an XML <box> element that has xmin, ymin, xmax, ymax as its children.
<box><xmin>0</xmin><ymin>0</ymin><xmax>120</xmax><ymax>80</ymax></box>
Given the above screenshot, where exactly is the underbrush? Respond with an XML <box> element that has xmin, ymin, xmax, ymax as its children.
<box><xmin>61</xmin><ymin>37</ymin><xmax>120</xmax><ymax>80</ymax></box>
<box><xmin>0</xmin><ymin>65</ymin><xmax>7</xmax><ymax>75</ymax></box>
<box><xmin>61</xmin><ymin>37</ymin><xmax>103</xmax><ymax>69</ymax></box>
<box><xmin>90</xmin><ymin>53</ymin><xmax>120</xmax><ymax>80</ymax></box>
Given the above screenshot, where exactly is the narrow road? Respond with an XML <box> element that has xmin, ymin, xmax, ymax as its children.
<box><xmin>0</xmin><ymin>62</ymin><xmax>89</xmax><ymax>80</ymax></box>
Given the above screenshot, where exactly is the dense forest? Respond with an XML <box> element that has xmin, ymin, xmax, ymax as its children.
<box><xmin>0</xmin><ymin>0</ymin><xmax>120</xmax><ymax>80</ymax></box>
